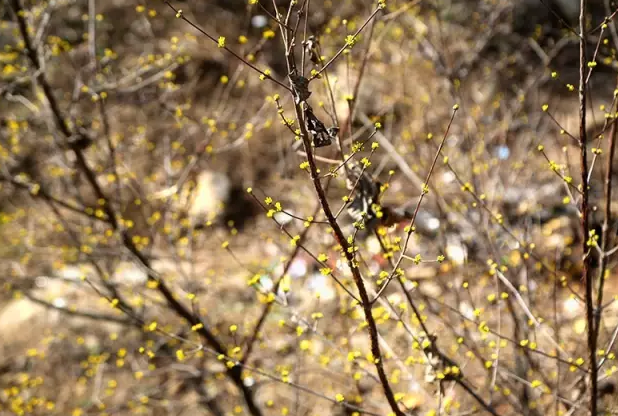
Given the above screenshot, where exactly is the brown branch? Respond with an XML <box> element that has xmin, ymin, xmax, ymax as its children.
<box><xmin>7</xmin><ymin>2</ymin><xmax>262</xmax><ymax>414</ymax></box>
<box><xmin>163</xmin><ymin>1</ymin><xmax>291</xmax><ymax>93</ymax></box>
<box><xmin>0</xmin><ymin>176</ymin><xmax>109</xmax><ymax>223</ymax></box>
<box><xmin>25</xmin><ymin>293</ymin><xmax>132</xmax><ymax>325</ymax></box>
<box><xmin>241</xmin><ymin>197</ymin><xmax>324</xmax><ymax>364</ymax></box>
<box><xmin>370</xmin><ymin>108</ymin><xmax>456</xmax><ymax>303</ymax></box>
<box><xmin>295</xmin><ymin>106</ymin><xmax>403</xmax><ymax>416</ymax></box>
<box><xmin>247</xmin><ymin>190</ymin><xmax>360</xmax><ymax>301</ymax></box>
<box><xmin>372</xmin><ymin>230</ymin><xmax>503</xmax><ymax>416</ymax></box>
<box><xmin>578</xmin><ymin>1</ymin><xmax>598</xmax><ymax>414</ymax></box>
<box><xmin>274</xmin><ymin>6</ymin><xmax>401</xmax><ymax>404</ymax></box>
<box><xmin>595</xmin><ymin>76</ymin><xmax>618</xmax><ymax>357</ymax></box>
<box><xmin>310</xmin><ymin>5</ymin><xmax>384</xmax><ymax>80</ymax></box>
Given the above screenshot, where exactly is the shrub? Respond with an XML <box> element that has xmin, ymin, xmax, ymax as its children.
<box><xmin>1</xmin><ymin>0</ymin><xmax>617</xmax><ymax>415</ymax></box>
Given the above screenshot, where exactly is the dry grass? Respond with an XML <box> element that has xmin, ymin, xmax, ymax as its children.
<box><xmin>3</xmin><ymin>1</ymin><xmax>618</xmax><ymax>415</ymax></box>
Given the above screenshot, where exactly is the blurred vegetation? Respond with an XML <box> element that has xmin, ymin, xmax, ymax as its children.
<box><xmin>2</xmin><ymin>0</ymin><xmax>618</xmax><ymax>415</ymax></box>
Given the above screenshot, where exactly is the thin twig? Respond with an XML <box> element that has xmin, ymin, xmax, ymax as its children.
<box><xmin>595</xmin><ymin>76</ymin><xmax>618</xmax><ymax>350</ymax></box>
<box><xmin>7</xmin><ymin>2</ymin><xmax>263</xmax><ymax>413</ymax></box>
<box><xmin>310</xmin><ymin>6</ymin><xmax>384</xmax><ymax>80</ymax></box>
<box><xmin>370</xmin><ymin>107</ymin><xmax>456</xmax><ymax>303</ymax></box>
<box><xmin>241</xmin><ymin>197</ymin><xmax>324</xmax><ymax>363</ymax></box>
<box><xmin>164</xmin><ymin>1</ymin><xmax>291</xmax><ymax>92</ymax></box>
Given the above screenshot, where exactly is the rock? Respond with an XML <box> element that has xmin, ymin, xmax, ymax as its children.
<box><xmin>251</xmin><ymin>15</ymin><xmax>268</xmax><ymax>28</ymax></box>
<box><xmin>305</xmin><ymin>272</ymin><xmax>336</xmax><ymax>301</ymax></box>
<box><xmin>273</xmin><ymin>210</ymin><xmax>294</xmax><ymax>226</ymax></box>
<box><xmin>188</xmin><ymin>171</ymin><xmax>231</xmax><ymax>225</ymax></box>
<box><xmin>57</xmin><ymin>264</ymin><xmax>96</xmax><ymax>281</ymax></box>
<box><xmin>0</xmin><ymin>276</ymin><xmax>84</xmax><ymax>341</ymax></box>
<box><xmin>365</xmin><ymin>235</ymin><xmax>383</xmax><ymax>255</ymax></box>
<box><xmin>288</xmin><ymin>258</ymin><xmax>308</xmax><ymax>279</ymax></box>
<box><xmin>0</xmin><ymin>298</ymin><xmax>47</xmax><ymax>336</ymax></box>
<box><xmin>419</xmin><ymin>280</ymin><xmax>443</xmax><ymax>298</ymax></box>
<box><xmin>112</xmin><ymin>261</ymin><xmax>148</xmax><ymax>285</ymax></box>
<box><xmin>445</xmin><ymin>235</ymin><xmax>467</xmax><ymax>266</ymax></box>
<box><xmin>562</xmin><ymin>296</ymin><xmax>581</xmax><ymax>319</ymax></box>
<box><xmin>414</xmin><ymin>209</ymin><xmax>441</xmax><ymax>238</ymax></box>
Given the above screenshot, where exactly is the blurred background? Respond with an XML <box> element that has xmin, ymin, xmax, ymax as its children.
<box><xmin>3</xmin><ymin>0</ymin><xmax>618</xmax><ymax>415</ymax></box>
